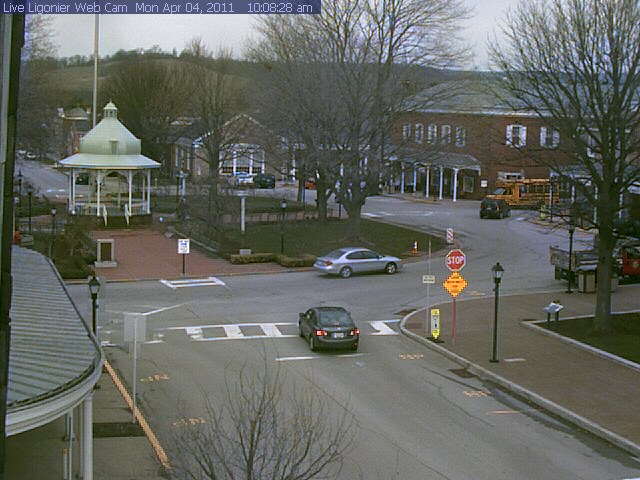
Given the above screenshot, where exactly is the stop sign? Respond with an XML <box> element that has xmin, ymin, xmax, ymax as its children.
<box><xmin>445</xmin><ymin>249</ymin><xmax>466</xmax><ymax>271</ymax></box>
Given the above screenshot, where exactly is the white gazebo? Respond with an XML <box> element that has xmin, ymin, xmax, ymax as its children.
<box><xmin>59</xmin><ymin>102</ymin><xmax>160</xmax><ymax>226</ymax></box>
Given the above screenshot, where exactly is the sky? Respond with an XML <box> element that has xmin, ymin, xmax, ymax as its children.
<box><xmin>49</xmin><ymin>0</ymin><xmax>512</xmax><ymax>69</ymax></box>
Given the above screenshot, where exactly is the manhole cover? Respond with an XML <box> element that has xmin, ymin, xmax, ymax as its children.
<box><xmin>449</xmin><ymin>368</ymin><xmax>475</xmax><ymax>379</ymax></box>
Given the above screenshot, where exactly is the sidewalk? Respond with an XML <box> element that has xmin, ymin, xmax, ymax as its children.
<box><xmin>401</xmin><ymin>284</ymin><xmax>640</xmax><ymax>456</ymax></box>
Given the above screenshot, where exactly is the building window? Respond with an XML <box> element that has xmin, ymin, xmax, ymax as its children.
<box><xmin>455</xmin><ymin>127</ymin><xmax>466</xmax><ymax>147</ymax></box>
<box><xmin>463</xmin><ymin>176</ymin><xmax>474</xmax><ymax>193</ymax></box>
<box><xmin>402</xmin><ymin>123</ymin><xmax>412</xmax><ymax>140</ymax></box>
<box><xmin>414</xmin><ymin>123</ymin><xmax>424</xmax><ymax>143</ymax></box>
<box><xmin>441</xmin><ymin>125</ymin><xmax>452</xmax><ymax>145</ymax></box>
<box><xmin>506</xmin><ymin>124</ymin><xmax>527</xmax><ymax>147</ymax></box>
<box><xmin>427</xmin><ymin>124</ymin><xmax>437</xmax><ymax>145</ymax></box>
<box><xmin>540</xmin><ymin>127</ymin><xmax>560</xmax><ymax>148</ymax></box>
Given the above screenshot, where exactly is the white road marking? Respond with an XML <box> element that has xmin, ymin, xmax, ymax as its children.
<box><xmin>143</xmin><ymin>304</ymin><xmax>183</xmax><ymax>316</ymax></box>
<box><xmin>370</xmin><ymin>320</ymin><xmax>399</xmax><ymax>335</ymax></box>
<box><xmin>503</xmin><ymin>357</ymin><xmax>526</xmax><ymax>363</ymax></box>
<box><xmin>261</xmin><ymin>324</ymin><xmax>284</xmax><ymax>337</ymax></box>
<box><xmin>160</xmin><ymin>277</ymin><xmax>226</xmax><ymax>289</ymax></box>
<box><xmin>222</xmin><ymin>325</ymin><xmax>243</xmax><ymax>338</ymax></box>
<box><xmin>276</xmin><ymin>353</ymin><xmax>371</xmax><ymax>362</ymax></box>
<box><xmin>186</xmin><ymin>327</ymin><xmax>203</xmax><ymax>340</ymax></box>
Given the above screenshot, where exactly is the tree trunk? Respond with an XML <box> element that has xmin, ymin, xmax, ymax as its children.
<box><xmin>593</xmin><ymin>212</ymin><xmax>615</xmax><ymax>334</ymax></box>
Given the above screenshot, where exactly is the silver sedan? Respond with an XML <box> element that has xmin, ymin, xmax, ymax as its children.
<box><xmin>313</xmin><ymin>247</ymin><xmax>403</xmax><ymax>278</ymax></box>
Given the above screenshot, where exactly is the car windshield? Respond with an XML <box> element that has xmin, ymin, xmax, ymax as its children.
<box><xmin>317</xmin><ymin>309</ymin><xmax>353</xmax><ymax>326</ymax></box>
<box><xmin>325</xmin><ymin>249</ymin><xmax>346</xmax><ymax>259</ymax></box>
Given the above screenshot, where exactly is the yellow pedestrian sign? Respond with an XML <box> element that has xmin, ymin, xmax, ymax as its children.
<box><xmin>430</xmin><ymin>309</ymin><xmax>440</xmax><ymax>339</ymax></box>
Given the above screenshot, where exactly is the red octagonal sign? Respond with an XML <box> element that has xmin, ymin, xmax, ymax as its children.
<box><xmin>445</xmin><ymin>249</ymin><xmax>466</xmax><ymax>272</ymax></box>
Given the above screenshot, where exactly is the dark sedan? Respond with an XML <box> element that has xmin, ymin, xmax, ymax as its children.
<box><xmin>298</xmin><ymin>306</ymin><xmax>359</xmax><ymax>351</ymax></box>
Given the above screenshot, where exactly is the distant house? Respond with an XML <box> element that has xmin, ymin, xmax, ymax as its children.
<box><xmin>170</xmin><ymin>114</ymin><xmax>290</xmax><ymax>182</ymax></box>
<box><xmin>59</xmin><ymin>106</ymin><xmax>92</xmax><ymax>157</ymax></box>
<box><xmin>393</xmin><ymin>80</ymin><xmax>572</xmax><ymax>200</ymax></box>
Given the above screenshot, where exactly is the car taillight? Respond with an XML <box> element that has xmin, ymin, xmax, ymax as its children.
<box><xmin>349</xmin><ymin>328</ymin><xmax>360</xmax><ymax>336</ymax></box>
<box><xmin>315</xmin><ymin>330</ymin><xmax>327</xmax><ymax>336</ymax></box>
<box><xmin>324</xmin><ymin>260</ymin><xmax>333</xmax><ymax>266</ymax></box>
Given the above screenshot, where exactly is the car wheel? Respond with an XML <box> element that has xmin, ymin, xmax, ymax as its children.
<box><xmin>480</xmin><ymin>213</ymin><xmax>484</xmax><ymax>219</ymax></box>
<box><xmin>350</xmin><ymin>343</ymin><xmax>359</xmax><ymax>352</ymax></box>
<box><xmin>339</xmin><ymin>267</ymin><xmax>352</xmax><ymax>278</ymax></box>
<box><xmin>298</xmin><ymin>323</ymin><xmax>304</xmax><ymax>337</ymax></box>
<box><xmin>385</xmin><ymin>262</ymin><xmax>397</xmax><ymax>274</ymax></box>
<box><xmin>309</xmin><ymin>335</ymin><xmax>317</xmax><ymax>351</ymax></box>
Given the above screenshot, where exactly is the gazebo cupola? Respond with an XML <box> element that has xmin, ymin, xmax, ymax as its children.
<box><xmin>59</xmin><ymin>102</ymin><xmax>160</xmax><ymax>226</ymax></box>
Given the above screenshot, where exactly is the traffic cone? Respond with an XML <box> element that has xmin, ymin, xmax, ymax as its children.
<box><xmin>411</xmin><ymin>241</ymin><xmax>418</xmax><ymax>254</ymax></box>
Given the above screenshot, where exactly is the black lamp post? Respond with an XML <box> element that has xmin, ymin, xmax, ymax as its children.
<box><xmin>88</xmin><ymin>276</ymin><xmax>101</xmax><ymax>334</ymax></box>
<box><xmin>26</xmin><ymin>185</ymin><xmax>33</xmax><ymax>234</ymax></box>
<box><xmin>16</xmin><ymin>170</ymin><xmax>23</xmax><ymax>211</ymax></box>
<box><xmin>280</xmin><ymin>198</ymin><xmax>287</xmax><ymax>254</ymax></box>
<box><xmin>567</xmin><ymin>220</ymin><xmax>575</xmax><ymax>293</ymax></box>
<box><xmin>50</xmin><ymin>207</ymin><xmax>57</xmax><ymax>261</ymax></box>
<box><xmin>490</xmin><ymin>262</ymin><xmax>504</xmax><ymax>363</ymax></box>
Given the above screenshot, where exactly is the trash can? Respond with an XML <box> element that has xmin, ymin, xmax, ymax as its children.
<box><xmin>577</xmin><ymin>265</ymin><xmax>597</xmax><ymax>293</ymax></box>
<box><xmin>610</xmin><ymin>273</ymin><xmax>619</xmax><ymax>292</ymax></box>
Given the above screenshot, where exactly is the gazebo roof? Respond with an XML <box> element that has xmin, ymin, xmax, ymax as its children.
<box><xmin>59</xmin><ymin>102</ymin><xmax>160</xmax><ymax>170</ymax></box>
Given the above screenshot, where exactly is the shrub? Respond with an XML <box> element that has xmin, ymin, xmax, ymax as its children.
<box><xmin>229</xmin><ymin>253</ymin><xmax>277</xmax><ymax>264</ymax></box>
<box><xmin>276</xmin><ymin>254</ymin><xmax>316</xmax><ymax>267</ymax></box>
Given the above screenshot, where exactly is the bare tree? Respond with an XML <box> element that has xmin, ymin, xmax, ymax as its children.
<box><xmin>17</xmin><ymin>15</ymin><xmax>61</xmax><ymax>159</ymax></box>
<box><xmin>171</xmin><ymin>362</ymin><xmax>357</xmax><ymax>480</ymax></box>
<box><xmin>489</xmin><ymin>0</ymin><xmax>640</xmax><ymax>333</ymax></box>
<box><xmin>249</xmin><ymin>0</ymin><xmax>470</xmax><ymax>239</ymax></box>
<box><xmin>181</xmin><ymin>39</ymin><xmax>249</xmax><ymax>236</ymax></box>
<box><xmin>102</xmin><ymin>56</ymin><xmax>193</xmax><ymax>175</ymax></box>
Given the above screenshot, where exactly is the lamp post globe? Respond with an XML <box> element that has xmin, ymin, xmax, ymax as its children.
<box><xmin>88</xmin><ymin>276</ymin><xmax>101</xmax><ymax>334</ymax></box>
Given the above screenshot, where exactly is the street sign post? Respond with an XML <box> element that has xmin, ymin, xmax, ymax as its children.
<box><xmin>422</xmin><ymin>274</ymin><xmax>436</xmax><ymax>284</ymax></box>
<box><xmin>178</xmin><ymin>239</ymin><xmax>190</xmax><ymax>275</ymax></box>
<box><xmin>443</xmin><ymin>270</ymin><xmax>468</xmax><ymax>345</ymax></box>
<box><xmin>445</xmin><ymin>249</ymin><xmax>466</xmax><ymax>272</ymax></box>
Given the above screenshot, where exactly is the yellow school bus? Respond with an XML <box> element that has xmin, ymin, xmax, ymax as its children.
<box><xmin>487</xmin><ymin>178</ymin><xmax>561</xmax><ymax>208</ymax></box>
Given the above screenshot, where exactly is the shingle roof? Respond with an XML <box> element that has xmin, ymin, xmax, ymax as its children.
<box><xmin>7</xmin><ymin>247</ymin><xmax>102</xmax><ymax>435</ymax></box>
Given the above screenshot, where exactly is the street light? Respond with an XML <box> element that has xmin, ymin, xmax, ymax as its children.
<box><xmin>88</xmin><ymin>276</ymin><xmax>101</xmax><ymax>334</ymax></box>
<box><xmin>280</xmin><ymin>198</ymin><xmax>287</xmax><ymax>254</ymax></box>
<box><xmin>26</xmin><ymin>185</ymin><xmax>33</xmax><ymax>234</ymax></box>
<box><xmin>50</xmin><ymin>207</ymin><xmax>57</xmax><ymax>261</ymax></box>
<box><xmin>16</xmin><ymin>170</ymin><xmax>23</xmax><ymax>211</ymax></box>
<box><xmin>490</xmin><ymin>262</ymin><xmax>504</xmax><ymax>363</ymax></box>
<box><xmin>567</xmin><ymin>219</ymin><xmax>575</xmax><ymax>293</ymax></box>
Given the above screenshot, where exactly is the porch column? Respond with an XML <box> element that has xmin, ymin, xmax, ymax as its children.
<box><xmin>96</xmin><ymin>172</ymin><xmax>102</xmax><ymax>217</ymax></box>
<box><xmin>452</xmin><ymin>168</ymin><xmax>459</xmax><ymax>202</ymax></box>
<box><xmin>438</xmin><ymin>166</ymin><xmax>444</xmax><ymax>200</ymax></box>
<box><xmin>425</xmin><ymin>167</ymin><xmax>430</xmax><ymax>198</ymax></box>
<box><xmin>400</xmin><ymin>162</ymin><xmax>405</xmax><ymax>194</ymax></box>
<box><xmin>68</xmin><ymin>170</ymin><xmax>74</xmax><ymax>213</ymax></box>
<box><xmin>412</xmin><ymin>166</ymin><xmax>417</xmax><ymax>195</ymax></box>
<box><xmin>82</xmin><ymin>394</ymin><xmax>94</xmax><ymax>480</ymax></box>
<box><xmin>128</xmin><ymin>170</ymin><xmax>133</xmax><ymax>215</ymax></box>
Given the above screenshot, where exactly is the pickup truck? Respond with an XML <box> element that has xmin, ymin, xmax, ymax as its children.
<box><xmin>550</xmin><ymin>239</ymin><xmax>640</xmax><ymax>280</ymax></box>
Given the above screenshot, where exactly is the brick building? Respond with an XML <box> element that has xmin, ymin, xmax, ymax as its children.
<box><xmin>393</xmin><ymin>80</ymin><xmax>572</xmax><ymax>200</ymax></box>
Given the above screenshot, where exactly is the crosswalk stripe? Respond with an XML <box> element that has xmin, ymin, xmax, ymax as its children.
<box><xmin>223</xmin><ymin>325</ymin><xmax>243</xmax><ymax>338</ymax></box>
<box><xmin>261</xmin><ymin>324</ymin><xmax>284</xmax><ymax>337</ymax></box>
<box><xmin>370</xmin><ymin>320</ymin><xmax>399</xmax><ymax>335</ymax></box>
<box><xmin>160</xmin><ymin>277</ymin><xmax>226</xmax><ymax>289</ymax></box>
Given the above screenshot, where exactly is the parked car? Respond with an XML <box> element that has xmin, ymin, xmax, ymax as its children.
<box><xmin>231</xmin><ymin>172</ymin><xmax>254</xmax><ymax>187</ymax></box>
<box><xmin>304</xmin><ymin>177</ymin><xmax>317</xmax><ymax>189</ymax></box>
<box><xmin>253</xmin><ymin>173</ymin><xmax>276</xmax><ymax>189</ymax></box>
<box><xmin>25</xmin><ymin>152</ymin><xmax>37</xmax><ymax>160</ymax></box>
<box><xmin>313</xmin><ymin>247</ymin><xmax>403</xmax><ymax>278</ymax></box>
<box><xmin>298</xmin><ymin>306</ymin><xmax>359</xmax><ymax>351</ymax></box>
<box><xmin>479</xmin><ymin>198</ymin><xmax>511</xmax><ymax>219</ymax></box>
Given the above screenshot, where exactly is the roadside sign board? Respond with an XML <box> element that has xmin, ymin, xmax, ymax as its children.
<box><xmin>430</xmin><ymin>309</ymin><xmax>440</xmax><ymax>339</ymax></box>
<box><xmin>178</xmin><ymin>239</ymin><xmax>190</xmax><ymax>255</ymax></box>
<box><xmin>422</xmin><ymin>274</ymin><xmax>436</xmax><ymax>284</ymax></box>
<box><xmin>443</xmin><ymin>272</ymin><xmax>468</xmax><ymax>298</ymax></box>
<box><xmin>446</xmin><ymin>228</ymin><xmax>454</xmax><ymax>244</ymax></box>
<box><xmin>445</xmin><ymin>249</ymin><xmax>466</xmax><ymax>272</ymax></box>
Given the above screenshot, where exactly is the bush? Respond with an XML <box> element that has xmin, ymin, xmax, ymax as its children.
<box><xmin>276</xmin><ymin>254</ymin><xmax>316</xmax><ymax>267</ymax></box>
<box><xmin>229</xmin><ymin>252</ymin><xmax>277</xmax><ymax>264</ymax></box>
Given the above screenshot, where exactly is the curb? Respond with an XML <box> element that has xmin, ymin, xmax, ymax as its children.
<box><xmin>399</xmin><ymin>307</ymin><xmax>640</xmax><ymax>458</ymax></box>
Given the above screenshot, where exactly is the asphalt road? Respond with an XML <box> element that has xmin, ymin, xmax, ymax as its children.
<box><xmin>65</xmin><ymin>198</ymin><xmax>640</xmax><ymax>480</ymax></box>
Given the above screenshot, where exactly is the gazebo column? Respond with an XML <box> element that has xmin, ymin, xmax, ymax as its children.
<box><xmin>400</xmin><ymin>162</ymin><xmax>405</xmax><ymax>194</ymax></box>
<box><xmin>128</xmin><ymin>170</ymin><xmax>133</xmax><ymax>215</ymax></box>
<box><xmin>96</xmin><ymin>171</ymin><xmax>102</xmax><ymax>217</ymax></box>
<box><xmin>68</xmin><ymin>170</ymin><xmax>74</xmax><ymax>213</ymax></box>
<box><xmin>452</xmin><ymin>168</ymin><xmax>459</xmax><ymax>202</ymax></box>
<box><xmin>146</xmin><ymin>170</ymin><xmax>151</xmax><ymax>214</ymax></box>
<box><xmin>438</xmin><ymin>166</ymin><xmax>444</xmax><ymax>200</ymax></box>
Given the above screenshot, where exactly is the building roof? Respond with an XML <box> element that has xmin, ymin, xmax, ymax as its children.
<box><xmin>7</xmin><ymin>247</ymin><xmax>102</xmax><ymax>436</ymax></box>
<box><xmin>59</xmin><ymin>102</ymin><xmax>160</xmax><ymax>170</ymax></box>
